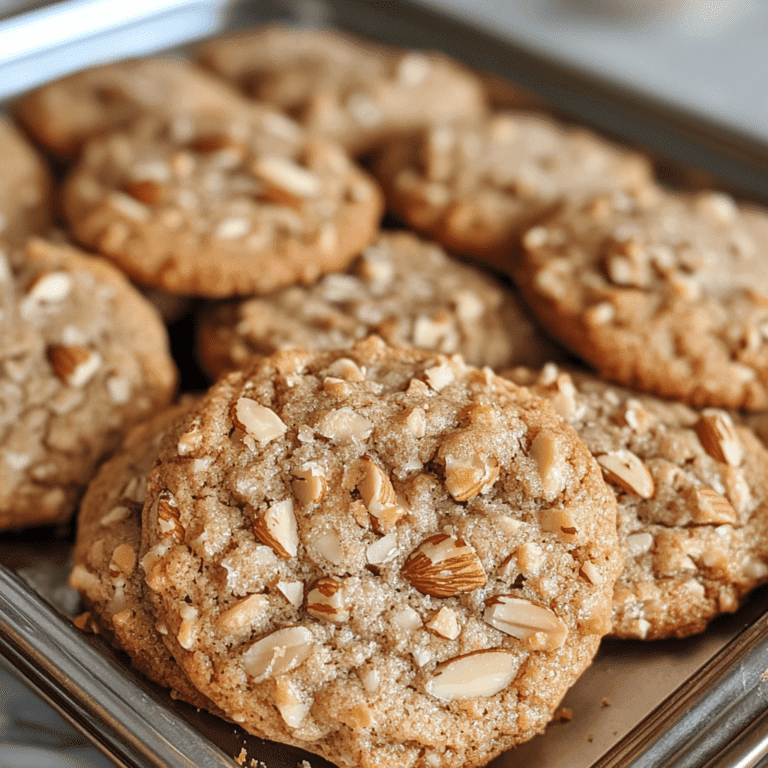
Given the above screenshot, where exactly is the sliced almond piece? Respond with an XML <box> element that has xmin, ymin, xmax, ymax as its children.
<box><xmin>253</xmin><ymin>499</ymin><xmax>298</xmax><ymax>559</ymax></box>
<box><xmin>596</xmin><ymin>450</ymin><xmax>655</xmax><ymax>499</ymax></box>
<box><xmin>274</xmin><ymin>678</ymin><xmax>311</xmax><ymax>729</ymax></box>
<box><xmin>444</xmin><ymin>453</ymin><xmax>499</xmax><ymax>502</ymax></box>
<box><xmin>277</xmin><ymin>580</ymin><xmax>304</xmax><ymax>608</ymax></box>
<box><xmin>691</xmin><ymin>487</ymin><xmax>738</xmax><ymax>525</ymax></box>
<box><xmin>48</xmin><ymin>345</ymin><xmax>101</xmax><ymax>388</ymax></box>
<box><xmin>306</xmin><ymin>577</ymin><xmax>349</xmax><ymax>623</ymax></box>
<box><xmin>252</xmin><ymin>155</ymin><xmax>321</xmax><ymax>207</ymax></box>
<box><xmin>291</xmin><ymin>466</ymin><xmax>326</xmax><ymax>506</ymax></box>
<box><xmin>242</xmin><ymin>626</ymin><xmax>314</xmax><ymax>682</ymax></box>
<box><xmin>26</xmin><ymin>270</ymin><xmax>72</xmax><ymax>302</ymax></box>
<box><xmin>483</xmin><ymin>595</ymin><xmax>568</xmax><ymax>651</ymax></box>
<box><xmin>316</xmin><ymin>408</ymin><xmax>373</xmax><ymax>444</ymax></box>
<box><xmin>231</xmin><ymin>397</ymin><xmax>287</xmax><ymax>446</ymax></box>
<box><xmin>154</xmin><ymin>489</ymin><xmax>183</xmax><ymax>545</ymax></box>
<box><xmin>530</xmin><ymin>430</ymin><xmax>567</xmax><ymax>498</ymax></box>
<box><xmin>366</xmin><ymin>531</ymin><xmax>398</xmax><ymax>565</ymax></box>
<box><xmin>425</xmin><ymin>650</ymin><xmax>520</xmax><ymax>701</ymax></box>
<box><xmin>215</xmin><ymin>594</ymin><xmax>270</xmax><ymax>634</ymax></box>
<box><xmin>356</xmin><ymin>456</ymin><xmax>405</xmax><ymax>532</ymax></box>
<box><xmin>695</xmin><ymin>410</ymin><xmax>743</xmax><ymax>466</ymax></box>
<box><xmin>402</xmin><ymin>534</ymin><xmax>486</xmax><ymax>597</ymax></box>
<box><xmin>425</xmin><ymin>606</ymin><xmax>461</xmax><ymax>640</ymax></box>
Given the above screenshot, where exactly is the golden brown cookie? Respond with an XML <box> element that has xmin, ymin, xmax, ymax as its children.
<box><xmin>197</xmin><ymin>231</ymin><xmax>566</xmax><ymax>379</ymax></box>
<box><xmin>196</xmin><ymin>26</ymin><xmax>487</xmax><ymax>156</ymax></box>
<box><xmin>13</xmin><ymin>57</ymin><xmax>256</xmax><ymax>159</ymax></box>
<box><xmin>139</xmin><ymin>337</ymin><xmax>621</xmax><ymax>768</ymax></box>
<box><xmin>62</xmin><ymin>110</ymin><xmax>383</xmax><ymax>297</ymax></box>
<box><xmin>0</xmin><ymin>118</ymin><xmax>52</xmax><ymax>247</ymax></box>
<box><xmin>0</xmin><ymin>237</ymin><xmax>177</xmax><ymax>530</ymax></box>
<box><xmin>515</xmin><ymin>188</ymin><xmax>768</xmax><ymax>410</ymax></box>
<box><xmin>374</xmin><ymin>111</ymin><xmax>652</xmax><ymax>269</ymax></box>
<box><xmin>506</xmin><ymin>364</ymin><xmax>768</xmax><ymax>639</ymax></box>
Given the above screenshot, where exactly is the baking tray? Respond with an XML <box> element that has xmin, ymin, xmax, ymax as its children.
<box><xmin>2</xmin><ymin>1</ymin><xmax>768</xmax><ymax>766</ymax></box>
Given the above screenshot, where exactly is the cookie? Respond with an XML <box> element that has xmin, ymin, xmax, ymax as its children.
<box><xmin>196</xmin><ymin>26</ymin><xmax>486</xmax><ymax>156</ymax></box>
<box><xmin>505</xmin><ymin>364</ymin><xmax>768</xmax><ymax>639</ymax></box>
<box><xmin>13</xmin><ymin>57</ymin><xmax>257</xmax><ymax>159</ymax></box>
<box><xmin>197</xmin><ymin>231</ymin><xmax>566</xmax><ymax>380</ymax></box>
<box><xmin>515</xmin><ymin>188</ymin><xmax>768</xmax><ymax>410</ymax></box>
<box><xmin>374</xmin><ymin>111</ymin><xmax>652</xmax><ymax>269</ymax></box>
<box><xmin>0</xmin><ymin>118</ymin><xmax>52</xmax><ymax>247</ymax></box>
<box><xmin>0</xmin><ymin>237</ymin><xmax>177</xmax><ymax>530</ymax></box>
<box><xmin>69</xmin><ymin>402</ymin><xmax>218</xmax><ymax>710</ymax></box>
<box><xmin>138</xmin><ymin>336</ymin><xmax>621</xmax><ymax>768</ymax></box>
<box><xmin>62</xmin><ymin>110</ymin><xmax>383</xmax><ymax>297</ymax></box>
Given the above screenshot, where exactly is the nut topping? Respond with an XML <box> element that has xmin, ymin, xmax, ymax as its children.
<box><xmin>251</xmin><ymin>155</ymin><xmax>321</xmax><ymax>206</ymax></box>
<box><xmin>291</xmin><ymin>466</ymin><xmax>326</xmax><ymax>506</ymax></box>
<box><xmin>155</xmin><ymin>489</ymin><xmax>183</xmax><ymax>545</ymax></box>
<box><xmin>425</xmin><ymin>607</ymin><xmax>461</xmax><ymax>640</ymax></box>
<box><xmin>402</xmin><ymin>534</ymin><xmax>486</xmax><ymax>597</ymax></box>
<box><xmin>695</xmin><ymin>410</ymin><xmax>743</xmax><ymax>466</ymax></box>
<box><xmin>242</xmin><ymin>626</ymin><xmax>314</xmax><ymax>682</ymax></box>
<box><xmin>691</xmin><ymin>487</ymin><xmax>738</xmax><ymax>525</ymax></box>
<box><xmin>253</xmin><ymin>499</ymin><xmax>298</xmax><ymax>559</ymax></box>
<box><xmin>483</xmin><ymin>595</ymin><xmax>568</xmax><ymax>651</ymax></box>
<box><xmin>274</xmin><ymin>678</ymin><xmax>311</xmax><ymax>729</ymax></box>
<box><xmin>444</xmin><ymin>453</ymin><xmax>499</xmax><ymax>502</ymax></box>
<box><xmin>306</xmin><ymin>577</ymin><xmax>349</xmax><ymax>623</ymax></box>
<box><xmin>425</xmin><ymin>650</ymin><xmax>520</xmax><ymax>702</ymax></box>
<box><xmin>231</xmin><ymin>397</ymin><xmax>287</xmax><ymax>446</ymax></box>
<box><xmin>356</xmin><ymin>457</ymin><xmax>405</xmax><ymax>532</ymax></box>
<box><xmin>48</xmin><ymin>345</ymin><xmax>102</xmax><ymax>388</ymax></box>
<box><xmin>596</xmin><ymin>450</ymin><xmax>655</xmax><ymax>499</ymax></box>
<box><xmin>530</xmin><ymin>430</ymin><xmax>567</xmax><ymax>499</ymax></box>
<box><xmin>26</xmin><ymin>270</ymin><xmax>72</xmax><ymax>302</ymax></box>
<box><xmin>215</xmin><ymin>594</ymin><xmax>270</xmax><ymax>634</ymax></box>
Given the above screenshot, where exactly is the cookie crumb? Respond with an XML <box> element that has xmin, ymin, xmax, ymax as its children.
<box><xmin>602</xmin><ymin>697</ymin><xmax>612</xmax><ymax>707</ymax></box>
<box><xmin>235</xmin><ymin>747</ymin><xmax>247</xmax><ymax>765</ymax></box>
<box><xmin>554</xmin><ymin>707</ymin><xmax>573</xmax><ymax>723</ymax></box>
<box><xmin>72</xmin><ymin>611</ymin><xmax>93</xmax><ymax>631</ymax></box>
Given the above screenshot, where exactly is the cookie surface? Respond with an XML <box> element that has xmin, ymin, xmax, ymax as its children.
<box><xmin>13</xmin><ymin>57</ymin><xmax>256</xmax><ymax>159</ymax></box>
<box><xmin>63</xmin><ymin>110</ymin><xmax>383</xmax><ymax>297</ymax></box>
<box><xmin>197</xmin><ymin>231</ymin><xmax>565</xmax><ymax>379</ymax></box>
<box><xmin>506</xmin><ymin>364</ymin><xmax>768</xmax><ymax>639</ymax></box>
<box><xmin>69</xmin><ymin>402</ymin><xmax>217</xmax><ymax>709</ymax></box>
<box><xmin>197</xmin><ymin>26</ymin><xmax>486</xmax><ymax>156</ymax></box>
<box><xmin>0</xmin><ymin>237</ymin><xmax>177</xmax><ymax>530</ymax></box>
<box><xmin>374</xmin><ymin>112</ymin><xmax>652</xmax><ymax>268</ymax></box>
<box><xmin>0</xmin><ymin>119</ymin><xmax>52</xmax><ymax>248</ymax></box>
<box><xmin>139</xmin><ymin>337</ymin><xmax>621</xmax><ymax>768</ymax></box>
<box><xmin>515</xmin><ymin>189</ymin><xmax>768</xmax><ymax>409</ymax></box>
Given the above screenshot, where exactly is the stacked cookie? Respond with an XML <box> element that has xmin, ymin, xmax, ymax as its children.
<box><xmin>4</xmin><ymin>22</ymin><xmax>768</xmax><ymax>768</ymax></box>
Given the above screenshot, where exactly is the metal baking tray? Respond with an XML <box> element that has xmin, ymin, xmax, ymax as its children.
<box><xmin>2</xmin><ymin>1</ymin><xmax>768</xmax><ymax>766</ymax></box>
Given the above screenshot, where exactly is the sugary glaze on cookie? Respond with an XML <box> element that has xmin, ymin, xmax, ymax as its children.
<box><xmin>374</xmin><ymin>111</ymin><xmax>653</xmax><ymax>268</ymax></box>
<box><xmin>516</xmin><ymin>188</ymin><xmax>768</xmax><ymax>409</ymax></box>
<box><xmin>196</xmin><ymin>25</ymin><xmax>487</xmax><ymax>156</ymax></box>
<box><xmin>139</xmin><ymin>337</ymin><xmax>621</xmax><ymax>768</ymax></box>
<box><xmin>0</xmin><ymin>237</ymin><xmax>176</xmax><ymax>530</ymax></box>
<box><xmin>197</xmin><ymin>231</ymin><xmax>566</xmax><ymax>379</ymax></box>
<box><xmin>63</xmin><ymin>110</ymin><xmax>383</xmax><ymax>297</ymax></box>
<box><xmin>0</xmin><ymin>119</ymin><xmax>52</xmax><ymax>248</ymax></box>
<box><xmin>506</xmin><ymin>364</ymin><xmax>768</xmax><ymax>639</ymax></box>
<box><xmin>69</xmin><ymin>402</ymin><xmax>219</xmax><ymax>710</ymax></box>
<box><xmin>13</xmin><ymin>57</ymin><xmax>259</xmax><ymax>159</ymax></box>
